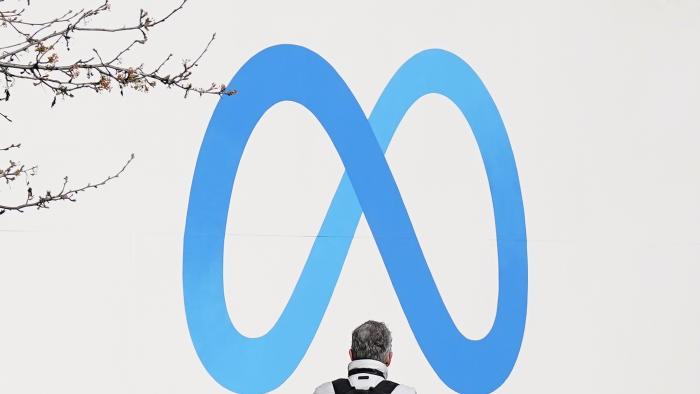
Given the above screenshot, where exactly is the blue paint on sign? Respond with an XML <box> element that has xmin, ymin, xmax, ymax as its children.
<box><xmin>184</xmin><ymin>44</ymin><xmax>528</xmax><ymax>394</ymax></box>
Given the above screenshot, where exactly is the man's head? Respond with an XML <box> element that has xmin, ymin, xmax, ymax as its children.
<box><xmin>349</xmin><ymin>320</ymin><xmax>393</xmax><ymax>366</ymax></box>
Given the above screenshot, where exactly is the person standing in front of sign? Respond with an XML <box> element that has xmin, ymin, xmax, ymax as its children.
<box><xmin>314</xmin><ymin>320</ymin><xmax>417</xmax><ymax>394</ymax></box>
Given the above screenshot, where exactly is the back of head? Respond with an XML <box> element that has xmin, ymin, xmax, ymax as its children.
<box><xmin>351</xmin><ymin>320</ymin><xmax>392</xmax><ymax>363</ymax></box>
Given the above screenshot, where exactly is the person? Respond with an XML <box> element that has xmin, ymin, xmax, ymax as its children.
<box><xmin>314</xmin><ymin>320</ymin><xmax>417</xmax><ymax>394</ymax></box>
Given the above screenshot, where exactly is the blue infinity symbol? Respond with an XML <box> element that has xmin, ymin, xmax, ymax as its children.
<box><xmin>184</xmin><ymin>44</ymin><xmax>527</xmax><ymax>394</ymax></box>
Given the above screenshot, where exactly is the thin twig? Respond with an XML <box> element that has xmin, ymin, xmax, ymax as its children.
<box><xmin>0</xmin><ymin>143</ymin><xmax>21</xmax><ymax>151</ymax></box>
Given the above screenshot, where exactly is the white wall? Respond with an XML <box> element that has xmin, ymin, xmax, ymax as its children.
<box><xmin>1</xmin><ymin>1</ymin><xmax>698</xmax><ymax>393</ymax></box>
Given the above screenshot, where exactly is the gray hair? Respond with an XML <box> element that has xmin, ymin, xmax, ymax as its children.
<box><xmin>351</xmin><ymin>320</ymin><xmax>392</xmax><ymax>362</ymax></box>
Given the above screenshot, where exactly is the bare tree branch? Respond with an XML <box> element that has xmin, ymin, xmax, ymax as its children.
<box><xmin>0</xmin><ymin>0</ymin><xmax>235</xmax><ymax>118</ymax></box>
<box><xmin>0</xmin><ymin>1</ymin><xmax>234</xmax><ymax>214</ymax></box>
<box><xmin>0</xmin><ymin>153</ymin><xmax>134</xmax><ymax>214</ymax></box>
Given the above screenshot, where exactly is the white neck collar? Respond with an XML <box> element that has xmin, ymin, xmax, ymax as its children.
<box><xmin>348</xmin><ymin>358</ymin><xmax>389</xmax><ymax>376</ymax></box>
<box><xmin>346</xmin><ymin>359</ymin><xmax>389</xmax><ymax>389</ymax></box>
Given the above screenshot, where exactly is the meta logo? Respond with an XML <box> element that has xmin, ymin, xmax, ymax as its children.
<box><xmin>183</xmin><ymin>45</ymin><xmax>527</xmax><ymax>394</ymax></box>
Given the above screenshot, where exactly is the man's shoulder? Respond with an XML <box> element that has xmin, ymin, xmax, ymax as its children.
<box><xmin>392</xmin><ymin>383</ymin><xmax>417</xmax><ymax>394</ymax></box>
<box><xmin>313</xmin><ymin>381</ymin><xmax>335</xmax><ymax>394</ymax></box>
